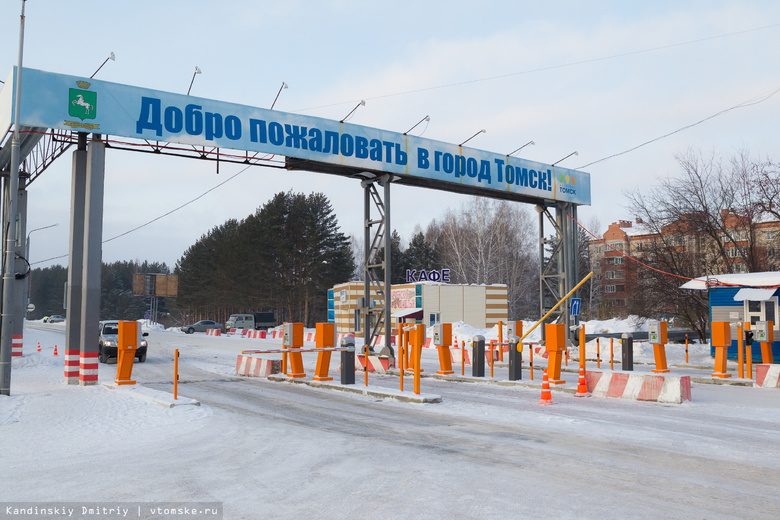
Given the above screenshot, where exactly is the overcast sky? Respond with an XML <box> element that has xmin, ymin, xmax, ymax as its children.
<box><xmin>1</xmin><ymin>1</ymin><xmax>779</xmax><ymax>270</ymax></box>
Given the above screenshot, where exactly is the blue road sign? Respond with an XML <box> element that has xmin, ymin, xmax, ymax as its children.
<box><xmin>570</xmin><ymin>298</ymin><xmax>581</xmax><ymax>316</ymax></box>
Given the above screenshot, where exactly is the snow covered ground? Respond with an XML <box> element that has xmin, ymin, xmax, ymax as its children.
<box><xmin>1</xmin><ymin>319</ymin><xmax>779</xmax><ymax>520</ymax></box>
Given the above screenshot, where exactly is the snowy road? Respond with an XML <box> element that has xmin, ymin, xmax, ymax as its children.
<box><xmin>3</xmin><ymin>323</ymin><xmax>779</xmax><ymax>519</ymax></box>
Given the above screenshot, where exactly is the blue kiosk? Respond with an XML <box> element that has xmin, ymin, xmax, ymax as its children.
<box><xmin>680</xmin><ymin>272</ymin><xmax>780</xmax><ymax>361</ymax></box>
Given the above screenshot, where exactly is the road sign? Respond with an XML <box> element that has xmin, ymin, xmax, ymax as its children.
<box><xmin>26</xmin><ymin>303</ymin><xmax>35</xmax><ymax>312</ymax></box>
<box><xmin>144</xmin><ymin>313</ymin><xmax>151</xmax><ymax>320</ymax></box>
<box><xmin>570</xmin><ymin>298</ymin><xmax>581</xmax><ymax>317</ymax></box>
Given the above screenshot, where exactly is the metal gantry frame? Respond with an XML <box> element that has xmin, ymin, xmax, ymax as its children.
<box><xmin>361</xmin><ymin>174</ymin><xmax>393</xmax><ymax>357</ymax></box>
<box><xmin>538</xmin><ymin>202</ymin><xmax>580</xmax><ymax>345</ymax></box>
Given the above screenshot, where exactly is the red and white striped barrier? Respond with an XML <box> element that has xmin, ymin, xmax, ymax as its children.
<box><xmin>65</xmin><ymin>349</ymin><xmax>80</xmax><ymax>384</ymax></box>
<box><xmin>11</xmin><ymin>334</ymin><xmax>22</xmax><ymax>357</ymax></box>
<box><xmin>756</xmin><ymin>365</ymin><xmax>780</xmax><ymax>388</ymax></box>
<box><xmin>80</xmin><ymin>351</ymin><xmax>99</xmax><ymax>385</ymax></box>
<box><xmin>356</xmin><ymin>355</ymin><xmax>396</xmax><ymax>374</ymax></box>
<box><xmin>206</xmin><ymin>329</ymin><xmax>222</xmax><ymax>336</ymax></box>
<box><xmin>450</xmin><ymin>347</ymin><xmax>471</xmax><ymax>365</ymax></box>
<box><xmin>585</xmin><ymin>371</ymin><xmax>691</xmax><ymax>404</ymax></box>
<box><xmin>244</xmin><ymin>330</ymin><xmax>267</xmax><ymax>339</ymax></box>
<box><xmin>236</xmin><ymin>355</ymin><xmax>282</xmax><ymax>377</ymax></box>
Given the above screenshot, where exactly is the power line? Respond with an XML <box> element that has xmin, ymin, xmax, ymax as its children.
<box><xmin>577</xmin><ymin>84</ymin><xmax>780</xmax><ymax>169</ymax></box>
<box><xmin>31</xmin><ymin>164</ymin><xmax>253</xmax><ymax>266</ymax></box>
<box><xmin>293</xmin><ymin>22</ymin><xmax>780</xmax><ymax>113</ymax></box>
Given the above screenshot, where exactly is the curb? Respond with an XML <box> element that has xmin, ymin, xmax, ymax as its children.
<box><xmin>101</xmin><ymin>382</ymin><xmax>201</xmax><ymax>408</ymax></box>
<box><xmin>266</xmin><ymin>375</ymin><xmax>442</xmax><ymax>403</ymax></box>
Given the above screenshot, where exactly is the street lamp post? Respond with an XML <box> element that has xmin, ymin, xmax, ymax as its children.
<box><xmin>25</xmin><ymin>223</ymin><xmax>59</xmax><ymax>315</ymax></box>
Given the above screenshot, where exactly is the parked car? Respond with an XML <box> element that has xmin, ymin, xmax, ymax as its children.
<box><xmin>43</xmin><ymin>315</ymin><xmax>65</xmax><ymax>323</ymax></box>
<box><xmin>181</xmin><ymin>320</ymin><xmax>223</xmax><ymax>334</ymax></box>
<box><xmin>98</xmin><ymin>320</ymin><xmax>148</xmax><ymax>363</ymax></box>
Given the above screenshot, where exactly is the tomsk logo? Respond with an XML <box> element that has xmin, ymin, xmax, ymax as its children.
<box><xmin>558</xmin><ymin>173</ymin><xmax>576</xmax><ymax>186</ymax></box>
<box><xmin>558</xmin><ymin>172</ymin><xmax>577</xmax><ymax>195</ymax></box>
<box><xmin>69</xmin><ymin>81</ymin><xmax>97</xmax><ymax>121</ymax></box>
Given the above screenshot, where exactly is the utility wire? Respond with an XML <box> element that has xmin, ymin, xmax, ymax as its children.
<box><xmin>31</xmin><ymin>164</ymin><xmax>253</xmax><ymax>266</ymax></box>
<box><xmin>293</xmin><ymin>22</ymin><xmax>780</xmax><ymax>113</ymax></box>
<box><xmin>577</xmin><ymin>84</ymin><xmax>780</xmax><ymax>169</ymax></box>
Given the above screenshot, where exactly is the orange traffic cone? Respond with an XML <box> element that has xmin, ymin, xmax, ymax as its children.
<box><xmin>53</xmin><ymin>344</ymin><xmax>58</xmax><ymax>356</ymax></box>
<box><xmin>37</xmin><ymin>342</ymin><xmax>41</xmax><ymax>352</ymax></box>
<box><xmin>538</xmin><ymin>369</ymin><xmax>554</xmax><ymax>405</ymax></box>
<box><xmin>574</xmin><ymin>367</ymin><xmax>591</xmax><ymax>397</ymax></box>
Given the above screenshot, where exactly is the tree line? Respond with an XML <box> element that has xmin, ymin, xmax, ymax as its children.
<box><xmin>29</xmin><ymin>260</ymin><xmax>172</xmax><ymax>322</ymax></box>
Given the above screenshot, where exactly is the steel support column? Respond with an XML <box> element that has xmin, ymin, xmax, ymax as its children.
<box><xmin>538</xmin><ymin>202</ymin><xmax>579</xmax><ymax>346</ymax></box>
<box><xmin>65</xmin><ymin>132</ymin><xmax>87</xmax><ymax>384</ymax></box>
<box><xmin>78</xmin><ymin>134</ymin><xmax>105</xmax><ymax>386</ymax></box>
<box><xmin>362</xmin><ymin>174</ymin><xmax>393</xmax><ymax>358</ymax></box>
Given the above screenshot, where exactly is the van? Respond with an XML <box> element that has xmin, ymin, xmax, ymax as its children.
<box><xmin>225</xmin><ymin>312</ymin><xmax>276</xmax><ymax>330</ymax></box>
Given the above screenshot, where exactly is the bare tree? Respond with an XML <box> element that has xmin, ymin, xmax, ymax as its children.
<box><xmin>625</xmin><ymin>149</ymin><xmax>773</xmax><ymax>340</ymax></box>
<box><xmin>431</xmin><ymin>197</ymin><xmax>538</xmax><ymax>318</ymax></box>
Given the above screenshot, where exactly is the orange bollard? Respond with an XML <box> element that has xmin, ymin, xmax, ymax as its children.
<box><xmin>685</xmin><ymin>335</ymin><xmax>689</xmax><ymax>364</ymax></box>
<box><xmin>565</xmin><ymin>349</ymin><xmax>569</xmax><ymax>367</ymax></box>
<box><xmin>597</xmin><ymin>338</ymin><xmax>601</xmax><ymax>369</ymax></box>
<box><xmin>490</xmin><ymin>340</ymin><xmax>495</xmax><ymax>378</ymax></box>
<box><xmin>498</xmin><ymin>321</ymin><xmax>504</xmax><ymax>362</ymax></box>
<box><xmin>537</xmin><ymin>369</ymin><xmax>554</xmax><ymax>405</ymax></box>
<box><xmin>746</xmin><ymin>322</ymin><xmax>753</xmax><ymax>380</ymax></box>
<box><xmin>529</xmin><ymin>343</ymin><xmax>534</xmax><ymax>381</ymax></box>
<box><xmin>610</xmin><ymin>337</ymin><xmax>614</xmax><ymax>370</ymax></box>
<box><xmin>579</xmin><ymin>325</ymin><xmax>586</xmax><ymax>371</ymax></box>
<box><xmin>737</xmin><ymin>324</ymin><xmax>744</xmax><ymax>379</ymax></box>
<box><xmin>461</xmin><ymin>339</ymin><xmax>465</xmax><ymax>376</ymax></box>
<box><xmin>174</xmin><ymin>349</ymin><xmax>179</xmax><ymax>400</ymax></box>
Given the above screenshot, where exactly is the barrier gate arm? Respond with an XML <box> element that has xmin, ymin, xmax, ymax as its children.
<box><xmin>518</xmin><ymin>272</ymin><xmax>594</xmax><ymax>346</ymax></box>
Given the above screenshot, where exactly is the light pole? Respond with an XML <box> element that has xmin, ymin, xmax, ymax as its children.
<box><xmin>25</xmin><ymin>223</ymin><xmax>59</xmax><ymax>314</ymax></box>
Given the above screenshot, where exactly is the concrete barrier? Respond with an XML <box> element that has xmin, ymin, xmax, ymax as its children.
<box><xmin>356</xmin><ymin>355</ymin><xmax>396</xmax><ymax>374</ymax></box>
<box><xmin>236</xmin><ymin>355</ymin><xmax>282</xmax><ymax>377</ymax></box>
<box><xmin>585</xmin><ymin>371</ymin><xmax>691</xmax><ymax>404</ymax></box>
<box><xmin>756</xmin><ymin>364</ymin><xmax>780</xmax><ymax>388</ymax></box>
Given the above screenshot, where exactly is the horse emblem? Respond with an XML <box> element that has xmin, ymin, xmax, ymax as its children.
<box><xmin>72</xmin><ymin>94</ymin><xmax>93</xmax><ymax>115</ymax></box>
<box><xmin>68</xmin><ymin>88</ymin><xmax>97</xmax><ymax>121</ymax></box>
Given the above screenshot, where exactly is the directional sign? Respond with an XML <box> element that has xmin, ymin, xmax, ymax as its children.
<box><xmin>570</xmin><ymin>298</ymin><xmax>581</xmax><ymax>317</ymax></box>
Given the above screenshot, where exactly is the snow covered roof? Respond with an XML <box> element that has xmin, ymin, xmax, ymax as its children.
<box><xmin>679</xmin><ymin>271</ymin><xmax>780</xmax><ymax>291</ymax></box>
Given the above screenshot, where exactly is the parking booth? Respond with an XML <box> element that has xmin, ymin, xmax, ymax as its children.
<box><xmin>648</xmin><ymin>320</ymin><xmax>670</xmax><ymax>373</ymax></box>
<box><xmin>115</xmin><ymin>320</ymin><xmax>140</xmax><ymax>386</ymax></box>
<box><xmin>433</xmin><ymin>323</ymin><xmax>454</xmax><ymax>375</ymax></box>
<box><xmin>544</xmin><ymin>323</ymin><xmax>566</xmax><ymax>384</ymax></box>
<box><xmin>755</xmin><ymin>321</ymin><xmax>775</xmax><ymax>364</ymax></box>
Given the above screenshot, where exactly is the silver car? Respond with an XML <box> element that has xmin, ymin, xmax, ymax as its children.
<box><xmin>181</xmin><ymin>320</ymin><xmax>223</xmax><ymax>334</ymax></box>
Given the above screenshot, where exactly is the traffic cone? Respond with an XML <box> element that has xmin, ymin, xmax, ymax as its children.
<box><xmin>53</xmin><ymin>344</ymin><xmax>58</xmax><ymax>356</ymax></box>
<box><xmin>37</xmin><ymin>342</ymin><xmax>41</xmax><ymax>352</ymax></box>
<box><xmin>538</xmin><ymin>369</ymin><xmax>554</xmax><ymax>405</ymax></box>
<box><xmin>574</xmin><ymin>367</ymin><xmax>591</xmax><ymax>397</ymax></box>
